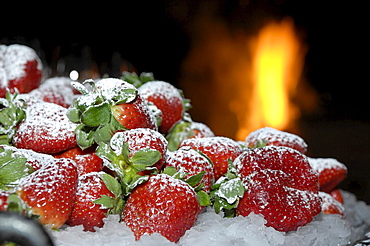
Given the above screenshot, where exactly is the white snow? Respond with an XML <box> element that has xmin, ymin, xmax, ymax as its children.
<box><xmin>51</xmin><ymin>190</ymin><xmax>370</xmax><ymax>246</ymax></box>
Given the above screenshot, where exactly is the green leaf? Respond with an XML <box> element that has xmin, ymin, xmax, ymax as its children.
<box><xmin>112</xmin><ymin>88</ymin><xmax>137</xmax><ymax>105</ymax></box>
<box><xmin>0</xmin><ymin>147</ymin><xmax>30</xmax><ymax>189</ymax></box>
<box><xmin>98</xmin><ymin>173</ymin><xmax>122</xmax><ymax>197</ymax></box>
<box><xmin>197</xmin><ymin>190</ymin><xmax>211</xmax><ymax>207</ymax></box>
<box><xmin>93</xmin><ymin>124</ymin><xmax>114</xmax><ymax>144</ymax></box>
<box><xmin>75</xmin><ymin>124</ymin><xmax>95</xmax><ymax>150</ymax></box>
<box><xmin>215</xmin><ymin>178</ymin><xmax>245</xmax><ymax>204</ymax></box>
<box><xmin>121</xmin><ymin>71</ymin><xmax>143</xmax><ymax>88</ymax></box>
<box><xmin>139</xmin><ymin>72</ymin><xmax>155</xmax><ymax>83</ymax></box>
<box><xmin>185</xmin><ymin>171</ymin><xmax>205</xmax><ymax>187</ymax></box>
<box><xmin>66</xmin><ymin>105</ymin><xmax>81</xmax><ymax>123</ymax></box>
<box><xmin>162</xmin><ymin>166</ymin><xmax>177</xmax><ymax>176</ymax></box>
<box><xmin>81</xmin><ymin>103</ymin><xmax>110</xmax><ymax>127</ymax></box>
<box><xmin>71</xmin><ymin>81</ymin><xmax>89</xmax><ymax>95</ymax></box>
<box><xmin>93</xmin><ymin>195</ymin><xmax>115</xmax><ymax>209</ymax></box>
<box><xmin>129</xmin><ymin>148</ymin><xmax>161</xmax><ymax>170</ymax></box>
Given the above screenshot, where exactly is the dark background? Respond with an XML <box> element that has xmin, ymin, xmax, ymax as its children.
<box><xmin>2</xmin><ymin>0</ymin><xmax>370</xmax><ymax>202</ymax></box>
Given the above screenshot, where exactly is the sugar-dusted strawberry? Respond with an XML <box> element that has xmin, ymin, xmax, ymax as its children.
<box><xmin>12</xmin><ymin>101</ymin><xmax>77</xmax><ymax>154</ymax></box>
<box><xmin>1</xmin><ymin>145</ymin><xmax>55</xmax><ymax>171</ymax></box>
<box><xmin>67</xmin><ymin>78</ymin><xmax>156</xmax><ymax>150</ymax></box>
<box><xmin>138</xmin><ymin>81</ymin><xmax>187</xmax><ymax>134</ymax></box>
<box><xmin>245</xmin><ymin>127</ymin><xmax>308</xmax><ymax>153</ymax></box>
<box><xmin>180</xmin><ymin>136</ymin><xmax>243</xmax><ymax>181</ymax></box>
<box><xmin>123</xmin><ymin>174</ymin><xmax>201</xmax><ymax>242</ymax></box>
<box><xmin>28</xmin><ymin>77</ymin><xmax>75</xmax><ymax>108</ymax></box>
<box><xmin>319</xmin><ymin>191</ymin><xmax>345</xmax><ymax>216</ymax></box>
<box><xmin>0</xmin><ymin>44</ymin><xmax>42</xmax><ymax>98</ymax></box>
<box><xmin>66</xmin><ymin>172</ymin><xmax>121</xmax><ymax>231</ymax></box>
<box><xmin>54</xmin><ymin>146</ymin><xmax>103</xmax><ymax>176</ymax></box>
<box><xmin>16</xmin><ymin>158</ymin><xmax>78</xmax><ymax>229</ymax></box>
<box><xmin>307</xmin><ymin>157</ymin><xmax>347</xmax><ymax>193</ymax></box>
<box><xmin>234</xmin><ymin>146</ymin><xmax>321</xmax><ymax>232</ymax></box>
<box><xmin>166</xmin><ymin>118</ymin><xmax>215</xmax><ymax>151</ymax></box>
<box><xmin>110</xmin><ymin>128</ymin><xmax>168</xmax><ymax>174</ymax></box>
<box><xmin>0</xmin><ymin>190</ymin><xmax>10</xmax><ymax>211</ymax></box>
<box><xmin>330</xmin><ymin>189</ymin><xmax>344</xmax><ymax>204</ymax></box>
<box><xmin>165</xmin><ymin>147</ymin><xmax>214</xmax><ymax>193</ymax></box>
<box><xmin>96</xmin><ymin>129</ymin><xmax>166</xmax><ymax>193</ymax></box>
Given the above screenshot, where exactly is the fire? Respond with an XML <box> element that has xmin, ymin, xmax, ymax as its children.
<box><xmin>236</xmin><ymin>18</ymin><xmax>305</xmax><ymax>140</ymax></box>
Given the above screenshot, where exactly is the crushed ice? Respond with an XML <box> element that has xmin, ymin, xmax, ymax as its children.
<box><xmin>51</xmin><ymin>191</ymin><xmax>370</xmax><ymax>246</ymax></box>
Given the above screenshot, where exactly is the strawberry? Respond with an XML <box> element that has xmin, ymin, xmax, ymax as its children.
<box><xmin>66</xmin><ymin>172</ymin><xmax>119</xmax><ymax>231</ymax></box>
<box><xmin>123</xmin><ymin>174</ymin><xmax>201</xmax><ymax>242</ymax></box>
<box><xmin>234</xmin><ymin>146</ymin><xmax>321</xmax><ymax>232</ymax></box>
<box><xmin>166</xmin><ymin>118</ymin><xmax>215</xmax><ymax>151</ymax></box>
<box><xmin>109</xmin><ymin>128</ymin><xmax>168</xmax><ymax>174</ymax></box>
<box><xmin>16</xmin><ymin>158</ymin><xmax>78</xmax><ymax>229</ymax></box>
<box><xmin>28</xmin><ymin>77</ymin><xmax>75</xmax><ymax>108</ymax></box>
<box><xmin>138</xmin><ymin>81</ymin><xmax>186</xmax><ymax>134</ymax></box>
<box><xmin>96</xmin><ymin>129</ymin><xmax>166</xmax><ymax>193</ymax></box>
<box><xmin>67</xmin><ymin>78</ymin><xmax>156</xmax><ymax>150</ymax></box>
<box><xmin>0</xmin><ymin>44</ymin><xmax>42</xmax><ymax>98</ymax></box>
<box><xmin>319</xmin><ymin>191</ymin><xmax>345</xmax><ymax>216</ymax></box>
<box><xmin>0</xmin><ymin>190</ymin><xmax>10</xmax><ymax>211</ymax></box>
<box><xmin>12</xmin><ymin>101</ymin><xmax>77</xmax><ymax>154</ymax></box>
<box><xmin>165</xmin><ymin>147</ymin><xmax>214</xmax><ymax>193</ymax></box>
<box><xmin>245</xmin><ymin>127</ymin><xmax>308</xmax><ymax>153</ymax></box>
<box><xmin>54</xmin><ymin>146</ymin><xmax>103</xmax><ymax>176</ymax></box>
<box><xmin>180</xmin><ymin>136</ymin><xmax>243</xmax><ymax>181</ymax></box>
<box><xmin>307</xmin><ymin>157</ymin><xmax>347</xmax><ymax>193</ymax></box>
<box><xmin>330</xmin><ymin>189</ymin><xmax>344</xmax><ymax>203</ymax></box>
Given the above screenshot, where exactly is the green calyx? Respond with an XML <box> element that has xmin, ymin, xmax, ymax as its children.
<box><xmin>67</xmin><ymin>79</ymin><xmax>138</xmax><ymax>150</ymax></box>
<box><xmin>93</xmin><ymin>172</ymin><xmax>125</xmax><ymax>220</ymax></box>
<box><xmin>210</xmin><ymin>160</ymin><xmax>246</xmax><ymax>217</ymax></box>
<box><xmin>121</xmin><ymin>71</ymin><xmax>155</xmax><ymax>88</ymax></box>
<box><xmin>0</xmin><ymin>90</ymin><xmax>26</xmax><ymax>145</ymax></box>
<box><xmin>0</xmin><ymin>147</ymin><xmax>33</xmax><ymax>191</ymax></box>
<box><xmin>162</xmin><ymin>166</ymin><xmax>211</xmax><ymax>207</ymax></box>
<box><xmin>96</xmin><ymin>139</ymin><xmax>161</xmax><ymax>196</ymax></box>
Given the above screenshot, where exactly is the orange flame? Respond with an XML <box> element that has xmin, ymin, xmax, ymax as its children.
<box><xmin>236</xmin><ymin>18</ymin><xmax>305</xmax><ymax>140</ymax></box>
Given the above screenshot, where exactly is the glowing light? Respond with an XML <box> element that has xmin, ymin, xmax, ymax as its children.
<box><xmin>69</xmin><ymin>70</ymin><xmax>79</xmax><ymax>81</ymax></box>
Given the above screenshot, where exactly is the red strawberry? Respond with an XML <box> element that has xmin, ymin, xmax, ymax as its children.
<box><xmin>66</xmin><ymin>172</ymin><xmax>116</xmax><ymax>231</ymax></box>
<box><xmin>307</xmin><ymin>157</ymin><xmax>347</xmax><ymax>193</ymax></box>
<box><xmin>0</xmin><ymin>44</ymin><xmax>42</xmax><ymax>97</ymax></box>
<box><xmin>67</xmin><ymin>78</ymin><xmax>156</xmax><ymax>150</ymax></box>
<box><xmin>330</xmin><ymin>189</ymin><xmax>344</xmax><ymax>204</ymax></box>
<box><xmin>28</xmin><ymin>77</ymin><xmax>75</xmax><ymax>108</ymax></box>
<box><xmin>12</xmin><ymin>101</ymin><xmax>77</xmax><ymax>154</ymax></box>
<box><xmin>319</xmin><ymin>191</ymin><xmax>345</xmax><ymax>216</ymax></box>
<box><xmin>0</xmin><ymin>190</ymin><xmax>9</xmax><ymax>211</ymax></box>
<box><xmin>180</xmin><ymin>136</ymin><xmax>243</xmax><ymax>181</ymax></box>
<box><xmin>123</xmin><ymin>174</ymin><xmax>201</xmax><ymax>242</ymax></box>
<box><xmin>165</xmin><ymin>147</ymin><xmax>214</xmax><ymax>193</ymax></box>
<box><xmin>110</xmin><ymin>128</ymin><xmax>168</xmax><ymax>174</ymax></box>
<box><xmin>245</xmin><ymin>127</ymin><xmax>308</xmax><ymax>153</ymax></box>
<box><xmin>54</xmin><ymin>146</ymin><xmax>103</xmax><ymax>176</ymax></box>
<box><xmin>138</xmin><ymin>81</ymin><xmax>185</xmax><ymax>134</ymax></box>
<box><xmin>234</xmin><ymin>146</ymin><xmax>321</xmax><ymax>232</ymax></box>
<box><xmin>16</xmin><ymin>158</ymin><xmax>78</xmax><ymax>229</ymax></box>
<box><xmin>96</xmin><ymin>129</ymin><xmax>167</xmax><ymax>191</ymax></box>
<box><xmin>166</xmin><ymin>119</ymin><xmax>215</xmax><ymax>151</ymax></box>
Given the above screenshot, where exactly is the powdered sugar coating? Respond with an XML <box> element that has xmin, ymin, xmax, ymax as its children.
<box><xmin>319</xmin><ymin>191</ymin><xmax>345</xmax><ymax>215</ymax></box>
<box><xmin>0</xmin><ymin>44</ymin><xmax>42</xmax><ymax>82</ymax></box>
<box><xmin>16</xmin><ymin>158</ymin><xmax>78</xmax><ymax>229</ymax></box>
<box><xmin>123</xmin><ymin>173</ymin><xmax>200</xmax><ymax>242</ymax></box>
<box><xmin>307</xmin><ymin>157</ymin><xmax>347</xmax><ymax>174</ymax></box>
<box><xmin>95</xmin><ymin>78</ymin><xmax>137</xmax><ymax>103</ymax></box>
<box><xmin>180</xmin><ymin>136</ymin><xmax>243</xmax><ymax>180</ymax></box>
<box><xmin>12</xmin><ymin>101</ymin><xmax>77</xmax><ymax>154</ymax></box>
<box><xmin>139</xmin><ymin>81</ymin><xmax>182</xmax><ymax>104</ymax></box>
<box><xmin>165</xmin><ymin>148</ymin><xmax>214</xmax><ymax>192</ymax></box>
<box><xmin>245</xmin><ymin>127</ymin><xmax>308</xmax><ymax>153</ymax></box>
<box><xmin>1</xmin><ymin>145</ymin><xmax>54</xmax><ymax>170</ymax></box>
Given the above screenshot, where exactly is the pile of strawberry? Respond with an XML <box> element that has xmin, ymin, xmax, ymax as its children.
<box><xmin>0</xmin><ymin>44</ymin><xmax>348</xmax><ymax>243</ymax></box>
